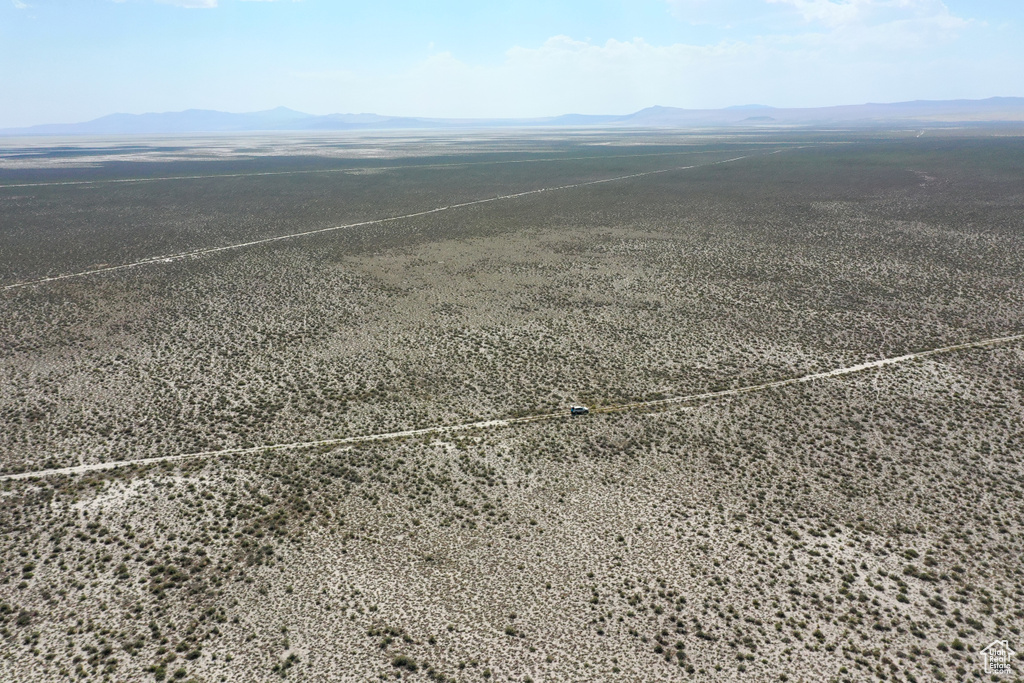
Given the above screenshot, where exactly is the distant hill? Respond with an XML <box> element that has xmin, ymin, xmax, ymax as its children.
<box><xmin>5</xmin><ymin>107</ymin><xmax>315</xmax><ymax>136</ymax></box>
<box><xmin>3</xmin><ymin>97</ymin><xmax>1023</xmax><ymax>136</ymax></box>
<box><xmin>619</xmin><ymin>98</ymin><xmax>1024</xmax><ymax>127</ymax></box>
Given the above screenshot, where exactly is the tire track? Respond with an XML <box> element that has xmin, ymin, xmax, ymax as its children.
<box><xmin>3</xmin><ymin>330</ymin><xmax>1019</xmax><ymax>482</ymax></box>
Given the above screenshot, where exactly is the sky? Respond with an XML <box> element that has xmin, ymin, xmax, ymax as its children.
<box><xmin>1</xmin><ymin>0</ymin><xmax>1023</xmax><ymax>127</ymax></box>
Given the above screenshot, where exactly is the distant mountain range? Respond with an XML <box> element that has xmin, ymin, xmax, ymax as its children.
<box><xmin>4</xmin><ymin>98</ymin><xmax>1024</xmax><ymax>136</ymax></box>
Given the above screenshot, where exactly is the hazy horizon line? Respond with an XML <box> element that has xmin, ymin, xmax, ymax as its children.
<box><xmin>10</xmin><ymin>94</ymin><xmax>1024</xmax><ymax>128</ymax></box>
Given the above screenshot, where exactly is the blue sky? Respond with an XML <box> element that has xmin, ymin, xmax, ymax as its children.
<box><xmin>1</xmin><ymin>0</ymin><xmax>1022</xmax><ymax>126</ymax></box>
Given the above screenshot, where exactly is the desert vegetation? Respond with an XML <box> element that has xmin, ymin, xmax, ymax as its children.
<box><xmin>1</xmin><ymin>129</ymin><xmax>1022</xmax><ymax>681</ymax></box>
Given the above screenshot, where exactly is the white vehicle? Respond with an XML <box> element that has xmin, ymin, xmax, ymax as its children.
<box><xmin>570</xmin><ymin>405</ymin><xmax>589</xmax><ymax>416</ymax></box>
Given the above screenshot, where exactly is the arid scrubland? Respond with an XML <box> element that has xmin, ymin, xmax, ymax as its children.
<box><xmin>0</xmin><ymin>130</ymin><xmax>1022</xmax><ymax>682</ymax></box>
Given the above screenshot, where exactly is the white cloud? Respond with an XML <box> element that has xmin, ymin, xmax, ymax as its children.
<box><xmin>661</xmin><ymin>0</ymin><xmax>972</xmax><ymax>54</ymax></box>
<box><xmin>332</xmin><ymin>37</ymin><xmax>791</xmax><ymax>116</ymax></box>
<box><xmin>664</xmin><ymin>0</ymin><xmax>969</xmax><ymax>36</ymax></box>
<box><xmin>765</xmin><ymin>0</ymin><xmax>965</xmax><ymax>29</ymax></box>
<box><xmin>12</xmin><ymin>0</ymin><xmax>29</xmax><ymax>8</ymax></box>
<box><xmin>314</xmin><ymin>15</ymin><xmax>1001</xmax><ymax>119</ymax></box>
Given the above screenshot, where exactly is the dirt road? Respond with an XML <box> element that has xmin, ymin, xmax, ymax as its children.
<box><xmin>2</xmin><ymin>153</ymin><xmax>759</xmax><ymax>291</ymax></box>
<box><xmin>3</xmin><ymin>330</ymin><xmax>1019</xmax><ymax>482</ymax></box>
